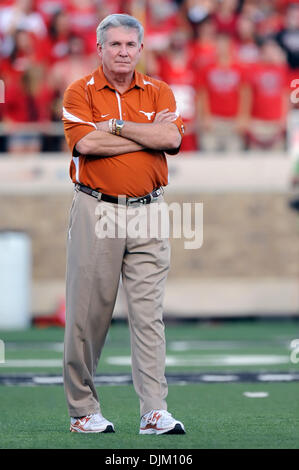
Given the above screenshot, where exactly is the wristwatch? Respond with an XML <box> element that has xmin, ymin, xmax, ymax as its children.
<box><xmin>115</xmin><ymin>119</ymin><xmax>125</xmax><ymax>136</ymax></box>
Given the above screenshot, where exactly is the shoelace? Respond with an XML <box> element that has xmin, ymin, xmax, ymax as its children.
<box><xmin>89</xmin><ymin>414</ymin><xmax>104</xmax><ymax>425</ymax></box>
<box><xmin>77</xmin><ymin>414</ymin><xmax>99</xmax><ymax>426</ymax></box>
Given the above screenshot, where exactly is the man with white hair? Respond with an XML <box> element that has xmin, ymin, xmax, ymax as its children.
<box><xmin>62</xmin><ymin>13</ymin><xmax>186</xmax><ymax>435</ymax></box>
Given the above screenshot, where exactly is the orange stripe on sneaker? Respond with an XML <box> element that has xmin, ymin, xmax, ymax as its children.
<box><xmin>70</xmin><ymin>416</ymin><xmax>92</xmax><ymax>432</ymax></box>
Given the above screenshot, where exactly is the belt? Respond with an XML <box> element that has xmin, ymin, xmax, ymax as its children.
<box><xmin>76</xmin><ymin>184</ymin><xmax>163</xmax><ymax>206</ymax></box>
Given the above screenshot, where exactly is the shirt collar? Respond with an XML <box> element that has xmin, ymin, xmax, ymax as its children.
<box><xmin>94</xmin><ymin>66</ymin><xmax>145</xmax><ymax>92</ymax></box>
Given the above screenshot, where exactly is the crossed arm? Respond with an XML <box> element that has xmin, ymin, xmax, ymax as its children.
<box><xmin>75</xmin><ymin>109</ymin><xmax>182</xmax><ymax>156</ymax></box>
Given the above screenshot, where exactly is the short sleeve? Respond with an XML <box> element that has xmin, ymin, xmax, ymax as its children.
<box><xmin>62</xmin><ymin>81</ymin><xmax>97</xmax><ymax>155</ymax></box>
<box><xmin>157</xmin><ymin>81</ymin><xmax>185</xmax><ymax>143</ymax></box>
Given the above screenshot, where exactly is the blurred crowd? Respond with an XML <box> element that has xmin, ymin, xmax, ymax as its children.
<box><xmin>0</xmin><ymin>0</ymin><xmax>299</xmax><ymax>153</ymax></box>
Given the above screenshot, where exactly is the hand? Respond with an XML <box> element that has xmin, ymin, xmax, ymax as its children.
<box><xmin>154</xmin><ymin>109</ymin><xmax>178</xmax><ymax>123</ymax></box>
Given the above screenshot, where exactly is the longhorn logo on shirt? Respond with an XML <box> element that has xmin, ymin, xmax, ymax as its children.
<box><xmin>139</xmin><ymin>110</ymin><xmax>155</xmax><ymax>121</ymax></box>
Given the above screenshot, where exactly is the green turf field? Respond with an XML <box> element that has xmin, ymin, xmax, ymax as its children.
<box><xmin>0</xmin><ymin>383</ymin><xmax>298</xmax><ymax>449</ymax></box>
<box><xmin>0</xmin><ymin>320</ymin><xmax>299</xmax><ymax>449</ymax></box>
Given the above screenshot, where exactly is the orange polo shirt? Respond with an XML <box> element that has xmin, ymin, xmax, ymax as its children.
<box><xmin>62</xmin><ymin>66</ymin><xmax>184</xmax><ymax>197</ymax></box>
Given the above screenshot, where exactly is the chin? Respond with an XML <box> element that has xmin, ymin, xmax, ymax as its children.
<box><xmin>115</xmin><ymin>65</ymin><xmax>132</xmax><ymax>73</ymax></box>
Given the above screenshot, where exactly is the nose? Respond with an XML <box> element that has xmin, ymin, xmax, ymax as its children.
<box><xmin>119</xmin><ymin>44</ymin><xmax>128</xmax><ymax>56</ymax></box>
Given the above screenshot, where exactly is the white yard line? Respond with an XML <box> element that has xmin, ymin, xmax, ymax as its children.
<box><xmin>0</xmin><ymin>354</ymin><xmax>292</xmax><ymax>369</ymax></box>
<box><xmin>200</xmin><ymin>374</ymin><xmax>240</xmax><ymax>382</ymax></box>
<box><xmin>243</xmin><ymin>392</ymin><xmax>269</xmax><ymax>398</ymax></box>
<box><xmin>257</xmin><ymin>373</ymin><xmax>298</xmax><ymax>381</ymax></box>
<box><xmin>106</xmin><ymin>354</ymin><xmax>290</xmax><ymax>367</ymax></box>
<box><xmin>0</xmin><ymin>359</ymin><xmax>62</xmax><ymax>367</ymax></box>
<box><xmin>4</xmin><ymin>342</ymin><xmax>64</xmax><ymax>352</ymax></box>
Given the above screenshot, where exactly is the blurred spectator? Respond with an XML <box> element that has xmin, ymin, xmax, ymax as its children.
<box><xmin>66</xmin><ymin>0</ymin><xmax>98</xmax><ymax>54</ymax></box>
<box><xmin>145</xmin><ymin>0</ymin><xmax>181</xmax><ymax>52</ymax></box>
<box><xmin>156</xmin><ymin>30</ymin><xmax>198</xmax><ymax>151</ymax></box>
<box><xmin>49</xmin><ymin>34</ymin><xmax>97</xmax><ymax>97</ymax></box>
<box><xmin>235</xmin><ymin>14</ymin><xmax>260</xmax><ymax>68</ymax></box>
<box><xmin>36</xmin><ymin>0</ymin><xmax>70</xmax><ymax>25</ymax></box>
<box><xmin>0</xmin><ymin>29</ymin><xmax>39</xmax><ymax>81</ymax></box>
<box><xmin>94</xmin><ymin>0</ymin><xmax>126</xmax><ymax>22</ymax></box>
<box><xmin>213</xmin><ymin>0</ymin><xmax>240</xmax><ymax>37</ymax></box>
<box><xmin>0</xmin><ymin>0</ymin><xmax>47</xmax><ymax>38</ymax></box>
<box><xmin>40</xmin><ymin>9</ymin><xmax>73</xmax><ymax>64</ymax></box>
<box><xmin>67</xmin><ymin>0</ymin><xmax>97</xmax><ymax>31</ymax></box>
<box><xmin>190</xmin><ymin>15</ymin><xmax>217</xmax><ymax>70</ymax></box>
<box><xmin>276</xmin><ymin>2</ymin><xmax>299</xmax><ymax>90</ymax></box>
<box><xmin>251</xmin><ymin>0</ymin><xmax>284</xmax><ymax>40</ymax></box>
<box><xmin>143</xmin><ymin>0</ymin><xmax>183</xmax><ymax>77</ymax></box>
<box><xmin>183</xmin><ymin>0</ymin><xmax>216</xmax><ymax>28</ymax></box>
<box><xmin>197</xmin><ymin>33</ymin><xmax>249</xmax><ymax>151</ymax></box>
<box><xmin>245</xmin><ymin>38</ymin><xmax>289</xmax><ymax>150</ymax></box>
<box><xmin>2</xmin><ymin>65</ymin><xmax>54</xmax><ymax>153</ymax></box>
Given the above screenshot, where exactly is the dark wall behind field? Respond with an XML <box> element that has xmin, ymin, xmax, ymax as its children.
<box><xmin>0</xmin><ymin>192</ymin><xmax>298</xmax><ymax>281</ymax></box>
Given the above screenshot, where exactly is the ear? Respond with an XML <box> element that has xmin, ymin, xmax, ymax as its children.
<box><xmin>96</xmin><ymin>43</ymin><xmax>102</xmax><ymax>57</ymax></box>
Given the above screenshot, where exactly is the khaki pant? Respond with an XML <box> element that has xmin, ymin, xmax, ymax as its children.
<box><xmin>63</xmin><ymin>187</ymin><xmax>170</xmax><ymax>418</ymax></box>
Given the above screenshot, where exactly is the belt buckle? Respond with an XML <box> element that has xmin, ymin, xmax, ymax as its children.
<box><xmin>91</xmin><ymin>190</ymin><xmax>102</xmax><ymax>201</ymax></box>
<box><xmin>153</xmin><ymin>187</ymin><xmax>163</xmax><ymax>198</ymax></box>
<box><xmin>127</xmin><ymin>197</ymin><xmax>140</xmax><ymax>206</ymax></box>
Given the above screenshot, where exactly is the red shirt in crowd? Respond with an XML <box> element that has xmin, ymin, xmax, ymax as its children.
<box><xmin>234</xmin><ymin>40</ymin><xmax>260</xmax><ymax>69</ymax></box>
<box><xmin>36</xmin><ymin>32</ymin><xmax>71</xmax><ymax>65</ymax></box>
<box><xmin>36</xmin><ymin>0</ymin><xmax>69</xmax><ymax>23</ymax></box>
<box><xmin>248</xmin><ymin>63</ymin><xmax>289</xmax><ymax>120</ymax></box>
<box><xmin>255</xmin><ymin>13</ymin><xmax>284</xmax><ymax>38</ymax></box>
<box><xmin>197</xmin><ymin>62</ymin><xmax>247</xmax><ymax>118</ymax></box>
<box><xmin>0</xmin><ymin>52</ymin><xmax>41</xmax><ymax>83</ymax></box>
<box><xmin>3</xmin><ymin>81</ymin><xmax>53</xmax><ymax>123</ymax></box>
<box><xmin>213</xmin><ymin>11</ymin><xmax>239</xmax><ymax>37</ymax></box>
<box><xmin>190</xmin><ymin>40</ymin><xmax>217</xmax><ymax>71</ymax></box>
<box><xmin>146</xmin><ymin>9</ymin><xmax>180</xmax><ymax>51</ymax></box>
<box><xmin>157</xmin><ymin>51</ymin><xmax>197</xmax><ymax>150</ymax></box>
<box><xmin>157</xmin><ymin>52</ymin><xmax>197</xmax><ymax>123</ymax></box>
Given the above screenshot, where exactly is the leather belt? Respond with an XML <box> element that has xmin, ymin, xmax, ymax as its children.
<box><xmin>76</xmin><ymin>184</ymin><xmax>163</xmax><ymax>206</ymax></box>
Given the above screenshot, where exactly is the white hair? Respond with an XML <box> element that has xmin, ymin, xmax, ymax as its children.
<box><xmin>96</xmin><ymin>14</ymin><xmax>144</xmax><ymax>46</ymax></box>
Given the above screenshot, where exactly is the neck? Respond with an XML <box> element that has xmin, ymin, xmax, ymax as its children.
<box><xmin>102</xmin><ymin>65</ymin><xmax>134</xmax><ymax>93</ymax></box>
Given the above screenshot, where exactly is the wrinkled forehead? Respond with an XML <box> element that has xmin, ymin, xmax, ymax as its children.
<box><xmin>102</xmin><ymin>26</ymin><xmax>140</xmax><ymax>45</ymax></box>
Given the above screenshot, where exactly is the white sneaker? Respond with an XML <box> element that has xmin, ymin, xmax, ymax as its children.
<box><xmin>139</xmin><ymin>410</ymin><xmax>185</xmax><ymax>435</ymax></box>
<box><xmin>70</xmin><ymin>413</ymin><xmax>115</xmax><ymax>433</ymax></box>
